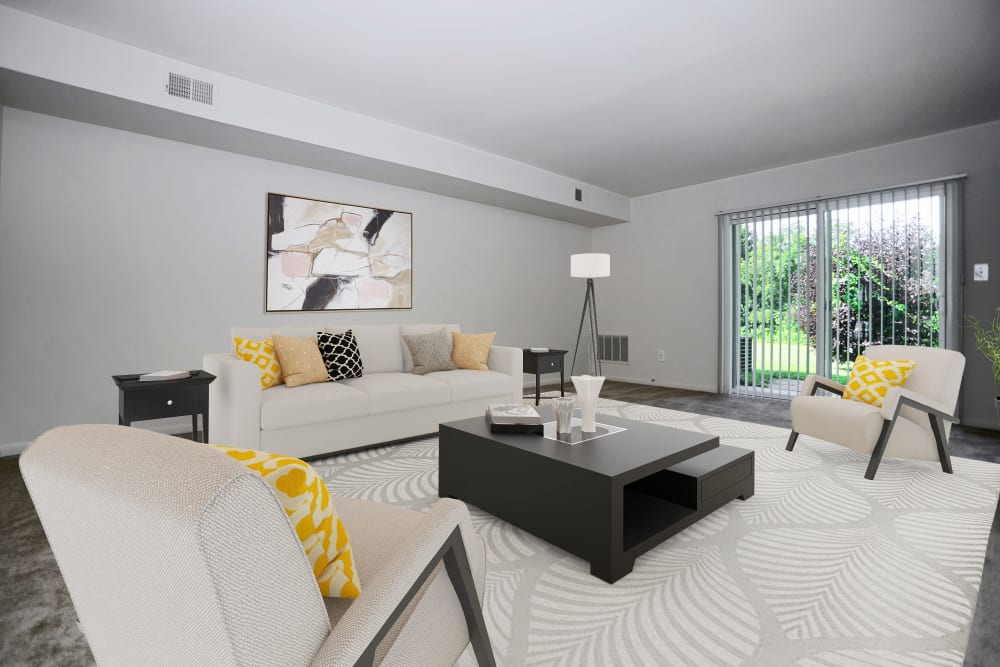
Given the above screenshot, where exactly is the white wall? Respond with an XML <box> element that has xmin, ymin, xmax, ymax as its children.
<box><xmin>0</xmin><ymin>108</ymin><xmax>592</xmax><ymax>450</ymax></box>
<box><xmin>0</xmin><ymin>5</ymin><xmax>629</xmax><ymax>224</ymax></box>
<box><xmin>593</xmin><ymin>120</ymin><xmax>1000</xmax><ymax>428</ymax></box>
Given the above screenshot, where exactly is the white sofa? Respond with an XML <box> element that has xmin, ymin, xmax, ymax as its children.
<box><xmin>204</xmin><ymin>324</ymin><xmax>523</xmax><ymax>458</ymax></box>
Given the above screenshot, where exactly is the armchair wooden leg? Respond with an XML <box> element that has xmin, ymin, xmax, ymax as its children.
<box><xmin>785</xmin><ymin>431</ymin><xmax>799</xmax><ymax>451</ymax></box>
<box><xmin>865</xmin><ymin>420</ymin><xmax>896</xmax><ymax>480</ymax></box>
<box><xmin>443</xmin><ymin>532</ymin><xmax>497</xmax><ymax>667</ymax></box>
<box><xmin>357</xmin><ymin>528</ymin><xmax>495</xmax><ymax>667</ymax></box>
<box><xmin>928</xmin><ymin>414</ymin><xmax>953</xmax><ymax>475</ymax></box>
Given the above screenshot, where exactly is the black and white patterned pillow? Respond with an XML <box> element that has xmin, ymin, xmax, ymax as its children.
<box><xmin>316</xmin><ymin>330</ymin><xmax>364</xmax><ymax>381</ymax></box>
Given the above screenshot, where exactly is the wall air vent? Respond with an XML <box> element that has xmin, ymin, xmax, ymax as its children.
<box><xmin>166</xmin><ymin>72</ymin><xmax>214</xmax><ymax>106</ymax></box>
<box><xmin>597</xmin><ymin>334</ymin><xmax>629</xmax><ymax>363</ymax></box>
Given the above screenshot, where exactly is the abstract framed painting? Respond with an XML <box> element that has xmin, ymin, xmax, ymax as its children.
<box><xmin>265</xmin><ymin>192</ymin><xmax>412</xmax><ymax>311</ymax></box>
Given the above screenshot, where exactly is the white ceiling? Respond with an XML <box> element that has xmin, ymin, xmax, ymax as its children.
<box><xmin>5</xmin><ymin>0</ymin><xmax>1000</xmax><ymax>196</ymax></box>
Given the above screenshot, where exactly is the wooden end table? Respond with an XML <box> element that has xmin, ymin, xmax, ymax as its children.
<box><xmin>523</xmin><ymin>349</ymin><xmax>568</xmax><ymax>405</ymax></box>
<box><xmin>112</xmin><ymin>371</ymin><xmax>216</xmax><ymax>442</ymax></box>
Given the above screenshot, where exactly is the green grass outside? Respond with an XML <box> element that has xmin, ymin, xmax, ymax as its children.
<box><xmin>739</xmin><ymin>339</ymin><xmax>850</xmax><ymax>387</ymax></box>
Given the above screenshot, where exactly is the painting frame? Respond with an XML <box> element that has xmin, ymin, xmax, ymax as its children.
<box><xmin>265</xmin><ymin>192</ymin><xmax>413</xmax><ymax>312</ymax></box>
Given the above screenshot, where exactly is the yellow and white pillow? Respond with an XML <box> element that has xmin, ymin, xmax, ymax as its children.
<box><xmin>842</xmin><ymin>355</ymin><xmax>916</xmax><ymax>407</ymax></box>
<box><xmin>213</xmin><ymin>446</ymin><xmax>361</xmax><ymax>599</ymax></box>
<box><xmin>233</xmin><ymin>337</ymin><xmax>283</xmax><ymax>389</ymax></box>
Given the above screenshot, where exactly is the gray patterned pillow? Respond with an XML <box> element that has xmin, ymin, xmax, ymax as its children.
<box><xmin>401</xmin><ymin>328</ymin><xmax>456</xmax><ymax>375</ymax></box>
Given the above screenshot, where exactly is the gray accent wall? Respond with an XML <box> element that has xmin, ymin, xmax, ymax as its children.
<box><xmin>593</xmin><ymin>120</ymin><xmax>1000</xmax><ymax>429</ymax></box>
<box><xmin>0</xmin><ymin>108</ymin><xmax>591</xmax><ymax>450</ymax></box>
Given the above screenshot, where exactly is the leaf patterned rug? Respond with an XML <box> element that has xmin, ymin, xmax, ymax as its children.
<box><xmin>309</xmin><ymin>399</ymin><xmax>1000</xmax><ymax>666</ymax></box>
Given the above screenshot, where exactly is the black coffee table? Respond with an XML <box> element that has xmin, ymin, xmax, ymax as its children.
<box><xmin>439</xmin><ymin>406</ymin><xmax>754</xmax><ymax>583</ymax></box>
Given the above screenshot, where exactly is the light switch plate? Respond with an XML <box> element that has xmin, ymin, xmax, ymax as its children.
<box><xmin>973</xmin><ymin>263</ymin><xmax>989</xmax><ymax>281</ymax></box>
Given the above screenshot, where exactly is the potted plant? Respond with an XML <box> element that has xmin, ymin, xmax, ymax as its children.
<box><xmin>966</xmin><ymin>307</ymin><xmax>1000</xmax><ymax>421</ymax></box>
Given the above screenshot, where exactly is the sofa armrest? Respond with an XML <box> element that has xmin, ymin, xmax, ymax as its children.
<box><xmin>310</xmin><ymin>499</ymin><xmax>492</xmax><ymax>667</ymax></box>
<box><xmin>800</xmin><ymin>374</ymin><xmax>846</xmax><ymax>397</ymax></box>
<box><xmin>487</xmin><ymin>345</ymin><xmax>523</xmax><ymax>403</ymax></box>
<box><xmin>203</xmin><ymin>352</ymin><xmax>261</xmax><ymax>449</ymax></box>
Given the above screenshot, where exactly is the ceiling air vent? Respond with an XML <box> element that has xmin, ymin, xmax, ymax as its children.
<box><xmin>166</xmin><ymin>72</ymin><xmax>214</xmax><ymax>106</ymax></box>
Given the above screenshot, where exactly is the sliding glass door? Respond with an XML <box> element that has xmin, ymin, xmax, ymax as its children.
<box><xmin>720</xmin><ymin>179</ymin><xmax>961</xmax><ymax>399</ymax></box>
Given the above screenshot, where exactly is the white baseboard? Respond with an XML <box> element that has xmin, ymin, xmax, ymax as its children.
<box><xmin>602</xmin><ymin>375</ymin><xmax>718</xmax><ymax>394</ymax></box>
<box><xmin>0</xmin><ymin>441</ymin><xmax>30</xmax><ymax>457</ymax></box>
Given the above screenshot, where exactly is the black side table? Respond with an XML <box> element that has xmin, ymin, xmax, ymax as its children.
<box><xmin>112</xmin><ymin>371</ymin><xmax>216</xmax><ymax>442</ymax></box>
<box><xmin>522</xmin><ymin>349</ymin><xmax>568</xmax><ymax>406</ymax></box>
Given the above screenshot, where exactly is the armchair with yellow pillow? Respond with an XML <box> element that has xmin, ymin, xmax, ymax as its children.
<box><xmin>785</xmin><ymin>344</ymin><xmax>965</xmax><ymax>479</ymax></box>
<box><xmin>19</xmin><ymin>425</ymin><xmax>495</xmax><ymax>666</ymax></box>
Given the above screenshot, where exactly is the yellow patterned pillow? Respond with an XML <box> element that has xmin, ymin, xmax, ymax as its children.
<box><xmin>213</xmin><ymin>446</ymin><xmax>361</xmax><ymax>599</ymax></box>
<box><xmin>841</xmin><ymin>355</ymin><xmax>916</xmax><ymax>407</ymax></box>
<box><xmin>451</xmin><ymin>331</ymin><xmax>496</xmax><ymax>371</ymax></box>
<box><xmin>234</xmin><ymin>337</ymin><xmax>283</xmax><ymax>389</ymax></box>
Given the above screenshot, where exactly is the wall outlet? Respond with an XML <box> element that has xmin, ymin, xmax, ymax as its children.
<box><xmin>973</xmin><ymin>263</ymin><xmax>989</xmax><ymax>281</ymax></box>
<box><xmin>656</xmin><ymin>350</ymin><xmax>665</xmax><ymax>362</ymax></box>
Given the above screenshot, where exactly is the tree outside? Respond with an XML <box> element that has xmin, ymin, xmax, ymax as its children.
<box><xmin>737</xmin><ymin>206</ymin><xmax>940</xmax><ymax>391</ymax></box>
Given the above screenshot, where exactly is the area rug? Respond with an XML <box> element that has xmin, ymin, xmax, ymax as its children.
<box><xmin>310</xmin><ymin>399</ymin><xmax>1000</xmax><ymax>667</ymax></box>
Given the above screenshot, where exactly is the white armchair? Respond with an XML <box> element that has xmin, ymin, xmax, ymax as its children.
<box><xmin>20</xmin><ymin>425</ymin><xmax>495</xmax><ymax>666</ymax></box>
<box><xmin>786</xmin><ymin>345</ymin><xmax>965</xmax><ymax>479</ymax></box>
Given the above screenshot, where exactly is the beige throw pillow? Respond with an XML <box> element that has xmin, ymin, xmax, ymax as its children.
<box><xmin>401</xmin><ymin>328</ymin><xmax>456</xmax><ymax>375</ymax></box>
<box><xmin>272</xmin><ymin>333</ymin><xmax>328</xmax><ymax>387</ymax></box>
<box><xmin>451</xmin><ymin>331</ymin><xmax>496</xmax><ymax>371</ymax></box>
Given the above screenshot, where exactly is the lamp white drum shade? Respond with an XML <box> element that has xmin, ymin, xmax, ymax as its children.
<box><xmin>570</xmin><ymin>253</ymin><xmax>610</xmax><ymax>278</ymax></box>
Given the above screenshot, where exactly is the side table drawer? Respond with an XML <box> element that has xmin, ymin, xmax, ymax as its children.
<box><xmin>123</xmin><ymin>386</ymin><xmax>206</xmax><ymax>421</ymax></box>
<box><xmin>539</xmin><ymin>356</ymin><xmax>563</xmax><ymax>372</ymax></box>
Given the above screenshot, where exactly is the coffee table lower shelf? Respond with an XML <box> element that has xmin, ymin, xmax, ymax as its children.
<box><xmin>440</xmin><ymin>416</ymin><xmax>754</xmax><ymax>583</ymax></box>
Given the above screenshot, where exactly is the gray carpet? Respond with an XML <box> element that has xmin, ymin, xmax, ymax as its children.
<box><xmin>0</xmin><ymin>456</ymin><xmax>94</xmax><ymax>666</ymax></box>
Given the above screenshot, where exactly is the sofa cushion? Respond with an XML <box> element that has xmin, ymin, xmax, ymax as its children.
<box><xmin>341</xmin><ymin>373</ymin><xmax>450</xmax><ymax>415</ymax></box>
<box><xmin>427</xmin><ymin>370</ymin><xmax>513</xmax><ymax>402</ymax></box>
<box><xmin>402</xmin><ymin>328</ymin><xmax>457</xmax><ymax>375</ymax></box>
<box><xmin>327</xmin><ymin>325</ymin><xmax>403</xmax><ymax>374</ymax></box>
<box><xmin>260</xmin><ymin>382</ymin><xmax>370</xmax><ymax>431</ymax></box>
<box><xmin>272</xmin><ymin>334</ymin><xmax>329</xmax><ymax>387</ymax></box>
<box><xmin>401</xmin><ymin>324</ymin><xmax>460</xmax><ymax>372</ymax></box>
<box><xmin>451</xmin><ymin>331</ymin><xmax>496</xmax><ymax>371</ymax></box>
<box><xmin>233</xmin><ymin>337</ymin><xmax>284</xmax><ymax>389</ymax></box>
<box><xmin>316</xmin><ymin>330</ymin><xmax>364</xmax><ymax>382</ymax></box>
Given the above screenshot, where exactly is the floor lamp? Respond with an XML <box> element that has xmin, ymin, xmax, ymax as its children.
<box><xmin>570</xmin><ymin>253</ymin><xmax>610</xmax><ymax>376</ymax></box>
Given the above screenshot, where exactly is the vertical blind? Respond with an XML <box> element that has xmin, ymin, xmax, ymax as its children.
<box><xmin>718</xmin><ymin>177</ymin><xmax>963</xmax><ymax>399</ymax></box>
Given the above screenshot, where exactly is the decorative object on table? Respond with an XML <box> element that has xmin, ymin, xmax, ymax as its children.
<box><xmin>570</xmin><ymin>253</ymin><xmax>610</xmax><ymax>376</ymax></box>
<box><xmin>529</xmin><ymin>347</ymin><xmax>549</xmax><ymax>353</ymax></box>
<box><xmin>966</xmin><ymin>307</ymin><xmax>1000</xmax><ymax>420</ymax></box>
<box><xmin>451</xmin><ymin>331</ymin><xmax>496</xmax><ymax>370</ymax></box>
<box><xmin>571</xmin><ymin>374</ymin><xmax>605</xmax><ymax>433</ymax></box>
<box><xmin>401</xmin><ymin>327</ymin><xmax>457</xmax><ymax>375</ymax></box>
<box><xmin>112</xmin><ymin>370</ymin><xmax>215</xmax><ymax>442</ymax></box>
<box><xmin>138</xmin><ymin>370</ymin><xmax>191</xmax><ymax>382</ymax></box>
<box><xmin>486</xmin><ymin>403</ymin><xmax>543</xmax><ymax>434</ymax></box>
<box><xmin>315</xmin><ymin>329</ymin><xmax>364</xmax><ymax>381</ymax></box>
<box><xmin>523</xmin><ymin>348</ymin><xmax>568</xmax><ymax>405</ymax></box>
<box><xmin>551</xmin><ymin>397</ymin><xmax>575</xmax><ymax>434</ymax></box>
<box><xmin>486</xmin><ymin>403</ymin><xmax>542</xmax><ymax>425</ymax></box>
<box><xmin>266</xmin><ymin>192</ymin><xmax>412</xmax><ymax>312</ymax></box>
<box><xmin>271</xmin><ymin>333</ymin><xmax>328</xmax><ymax>387</ymax></box>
